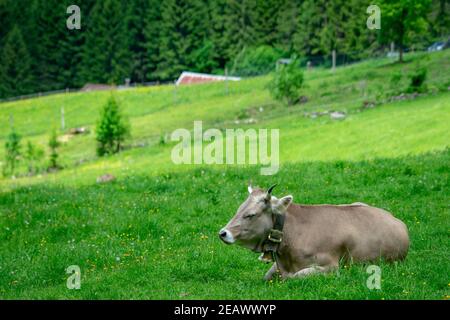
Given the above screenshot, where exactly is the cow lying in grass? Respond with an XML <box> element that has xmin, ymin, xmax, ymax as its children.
<box><xmin>219</xmin><ymin>185</ymin><xmax>409</xmax><ymax>280</ymax></box>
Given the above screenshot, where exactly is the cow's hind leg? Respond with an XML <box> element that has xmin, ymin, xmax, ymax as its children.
<box><xmin>283</xmin><ymin>254</ymin><xmax>339</xmax><ymax>279</ymax></box>
<box><xmin>284</xmin><ymin>265</ymin><xmax>335</xmax><ymax>279</ymax></box>
<box><xmin>263</xmin><ymin>263</ymin><xmax>278</xmax><ymax>281</ymax></box>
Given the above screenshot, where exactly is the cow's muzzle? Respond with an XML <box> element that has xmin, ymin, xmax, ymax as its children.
<box><xmin>218</xmin><ymin>228</ymin><xmax>235</xmax><ymax>244</ymax></box>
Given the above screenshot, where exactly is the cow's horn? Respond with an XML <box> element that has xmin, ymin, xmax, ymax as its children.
<box><xmin>266</xmin><ymin>184</ymin><xmax>278</xmax><ymax>200</ymax></box>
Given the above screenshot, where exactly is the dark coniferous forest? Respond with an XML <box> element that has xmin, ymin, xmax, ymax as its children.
<box><xmin>0</xmin><ymin>0</ymin><xmax>448</xmax><ymax>98</ymax></box>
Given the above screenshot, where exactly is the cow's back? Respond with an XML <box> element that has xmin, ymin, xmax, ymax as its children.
<box><xmin>281</xmin><ymin>203</ymin><xmax>409</xmax><ymax>267</ymax></box>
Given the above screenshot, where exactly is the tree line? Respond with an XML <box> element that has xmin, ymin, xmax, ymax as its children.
<box><xmin>0</xmin><ymin>0</ymin><xmax>448</xmax><ymax>99</ymax></box>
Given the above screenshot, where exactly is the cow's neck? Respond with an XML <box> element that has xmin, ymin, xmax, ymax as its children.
<box><xmin>258</xmin><ymin>208</ymin><xmax>287</xmax><ymax>261</ymax></box>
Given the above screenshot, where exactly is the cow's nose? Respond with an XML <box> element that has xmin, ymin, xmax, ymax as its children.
<box><xmin>219</xmin><ymin>228</ymin><xmax>235</xmax><ymax>244</ymax></box>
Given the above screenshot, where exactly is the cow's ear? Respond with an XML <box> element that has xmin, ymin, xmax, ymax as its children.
<box><xmin>248</xmin><ymin>185</ymin><xmax>253</xmax><ymax>194</ymax></box>
<box><xmin>279</xmin><ymin>195</ymin><xmax>293</xmax><ymax>208</ymax></box>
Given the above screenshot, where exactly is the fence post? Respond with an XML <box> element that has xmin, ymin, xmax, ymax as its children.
<box><xmin>332</xmin><ymin>50</ymin><xmax>336</xmax><ymax>72</ymax></box>
<box><xmin>359</xmin><ymin>80</ymin><xmax>367</xmax><ymax>98</ymax></box>
<box><xmin>9</xmin><ymin>114</ymin><xmax>14</xmax><ymax>129</ymax></box>
<box><xmin>61</xmin><ymin>106</ymin><xmax>65</xmax><ymax>131</ymax></box>
<box><xmin>173</xmin><ymin>81</ymin><xmax>177</xmax><ymax>104</ymax></box>
<box><xmin>225</xmin><ymin>67</ymin><xmax>229</xmax><ymax>95</ymax></box>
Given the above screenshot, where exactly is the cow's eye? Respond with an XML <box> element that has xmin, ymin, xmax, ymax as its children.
<box><xmin>244</xmin><ymin>213</ymin><xmax>256</xmax><ymax>219</ymax></box>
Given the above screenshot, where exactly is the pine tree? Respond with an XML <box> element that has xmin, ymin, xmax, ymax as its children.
<box><xmin>57</xmin><ymin>0</ymin><xmax>95</xmax><ymax>89</ymax></box>
<box><xmin>143</xmin><ymin>0</ymin><xmax>163</xmax><ymax>81</ymax></box>
<box><xmin>293</xmin><ymin>0</ymin><xmax>326</xmax><ymax>56</ymax></box>
<box><xmin>184</xmin><ymin>0</ymin><xmax>211</xmax><ymax>71</ymax></box>
<box><xmin>340</xmin><ymin>0</ymin><xmax>374</xmax><ymax>58</ymax></box>
<box><xmin>254</xmin><ymin>0</ymin><xmax>282</xmax><ymax>47</ymax></box>
<box><xmin>156</xmin><ymin>0</ymin><xmax>188</xmax><ymax>80</ymax></box>
<box><xmin>127</xmin><ymin>0</ymin><xmax>151</xmax><ymax>83</ymax></box>
<box><xmin>96</xmin><ymin>97</ymin><xmax>130</xmax><ymax>156</ymax></box>
<box><xmin>275</xmin><ymin>0</ymin><xmax>299</xmax><ymax>54</ymax></box>
<box><xmin>34</xmin><ymin>0</ymin><xmax>67</xmax><ymax>92</ymax></box>
<box><xmin>319</xmin><ymin>0</ymin><xmax>350</xmax><ymax>56</ymax></box>
<box><xmin>208</xmin><ymin>0</ymin><xmax>228</xmax><ymax>71</ymax></box>
<box><xmin>0</xmin><ymin>1</ymin><xmax>9</xmax><ymax>42</ymax></box>
<box><xmin>156</xmin><ymin>0</ymin><xmax>209</xmax><ymax>80</ymax></box>
<box><xmin>3</xmin><ymin>129</ymin><xmax>22</xmax><ymax>177</ymax></box>
<box><xmin>48</xmin><ymin>129</ymin><xmax>61</xmax><ymax>169</ymax></box>
<box><xmin>294</xmin><ymin>0</ymin><xmax>368</xmax><ymax>61</ymax></box>
<box><xmin>223</xmin><ymin>0</ymin><xmax>259</xmax><ymax>62</ymax></box>
<box><xmin>24</xmin><ymin>141</ymin><xmax>44</xmax><ymax>175</ymax></box>
<box><xmin>80</xmin><ymin>0</ymin><xmax>131</xmax><ymax>84</ymax></box>
<box><xmin>0</xmin><ymin>25</ymin><xmax>33</xmax><ymax>98</ymax></box>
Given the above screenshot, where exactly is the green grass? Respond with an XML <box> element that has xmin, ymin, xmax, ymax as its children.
<box><xmin>0</xmin><ymin>51</ymin><xmax>449</xmax><ymax>299</ymax></box>
<box><xmin>0</xmin><ymin>50</ymin><xmax>448</xmax><ymax>169</ymax></box>
<box><xmin>1</xmin><ymin>151</ymin><xmax>448</xmax><ymax>299</ymax></box>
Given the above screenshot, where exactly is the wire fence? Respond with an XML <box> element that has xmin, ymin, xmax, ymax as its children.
<box><xmin>231</xmin><ymin>45</ymin><xmax>438</xmax><ymax>78</ymax></box>
<box><xmin>0</xmin><ymin>80</ymin><xmax>176</xmax><ymax>104</ymax></box>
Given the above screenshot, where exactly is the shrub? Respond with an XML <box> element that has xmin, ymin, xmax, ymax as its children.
<box><xmin>96</xmin><ymin>96</ymin><xmax>130</xmax><ymax>156</ymax></box>
<box><xmin>230</xmin><ymin>46</ymin><xmax>284</xmax><ymax>77</ymax></box>
<box><xmin>24</xmin><ymin>141</ymin><xmax>44</xmax><ymax>174</ymax></box>
<box><xmin>48</xmin><ymin>130</ymin><xmax>61</xmax><ymax>170</ymax></box>
<box><xmin>389</xmin><ymin>72</ymin><xmax>403</xmax><ymax>94</ymax></box>
<box><xmin>407</xmin><ymin>67</ymin><xmax>427</xmax><ymax>93</ymax></box>
<box><xmin>270</xmin><ymin>57</ymin><xmax>304</xmax><ymax>106</ymax></box>
<box><xmin>3</xmin><ymin>129</ymin><xmax>21</xmax><ymax>177</ymax></box>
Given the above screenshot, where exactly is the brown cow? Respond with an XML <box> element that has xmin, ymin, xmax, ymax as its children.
<box><xmin>219</xmin><ymin>185</ymin><xmax>409</xmax><ymax>280</ymax></box>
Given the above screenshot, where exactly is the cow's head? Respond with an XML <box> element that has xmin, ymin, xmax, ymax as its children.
<box><xmin>219</xmin><ymin>184</ymin><xmax>293</xmax><ymax>252</ymax></box>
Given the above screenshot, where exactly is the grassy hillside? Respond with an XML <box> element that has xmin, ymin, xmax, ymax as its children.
<box><xmin>0</xmin><ymin>50</ymin><xmax>448</xmax><ymax>172</ymax></box>
<box><xmin>0</xmin><ymin>51</ymin><xmax>449</xmax><ymax>299</ymax></box>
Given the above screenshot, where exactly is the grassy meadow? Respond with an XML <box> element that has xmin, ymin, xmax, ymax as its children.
<box><xmin>0</xmin><ymin>51</ymin><xmax>449</xmax><ymax>299</ymax></box>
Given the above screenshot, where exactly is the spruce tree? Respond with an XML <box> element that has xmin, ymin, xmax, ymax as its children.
<box><xmin>254</xmin><ymin>0</ymin><xmax>282</xmax><ymax>47</ymax></box>
<box><xmin>157</xmin><ymin>0</ymin><xmax>209</xmax><ymax>80</ymax></box>
<box><xmin>3</xmin><ymin>129</ymin><xmax>22</xmax><ymax>177</ymax></box>
<box><xmin>48</xmin><ymin>130</ymin><xmax>61</xmax><ymax>170</ymax></box>
<box><xmin>293</xmin><ymin>0</ymin><xmax>325</xmax><ymax>56</ymax></box>
<box><xmin>143</xmin><ymin>0</ymin><xmax>162</xmax><ymax>81</ymax></box>
<box><xmin>340</xmin><ymin>0</ymin><xmax>374</xmax><ymax>58</ymax></box>
<box><xmin>127</xmin><ymin>0</ymin><xmax>151</xmax><ymax>83</ymax></box>
<box><xmin>276</xmin><ymin>0</ymin><xmax>299</xmax><ymax>54</ymax></box>
<box><xmin>223</xmin><ymin>0</ymin><xmax>259</xmax><ymax>62</ymax></box>
<box><xmin>319</xmin><ymin>0</ymin><xmax>349</xmax><ymax>56</ymax></box>
<box><xmin>80</xmin><ymin>0</ymin><xmax>131</xmax><ymax>84</ymax></box>
<box><xmin>0</xmin><ymin>25</ymin><xmax>33</xmax><ymax>98</ymax></box>
<box><xmin>156</xmin><ymin>0</ymin><xmax>186</xmax><ymax>80</ymax></box>
<box><xmin>25</xmin><ymin>141</ymin><xmax>44</xmax><ymax>175</ymax></box>
<box><xmin>184</xmin><ymin>0</ymin><xmax>210</xmax><ymax>71</ymax></box>
<box><xmin>208</xmin><ymin>0</ymin><xmax>228</xmax><ymax>71</ymax></box>
<box><xmin>96</xmin><ymin>97</ymin><xmax>130</xmax><ymax>156</ymax></box>
<box><xmin>57</xmin><ymin>0</ymin><xmax>95</xmax><ymax>89</ymax></box>
<box><xmin>34</xmin><ymin>0</ymin><xmax>67</xmax><ymax>92</ymax></box>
